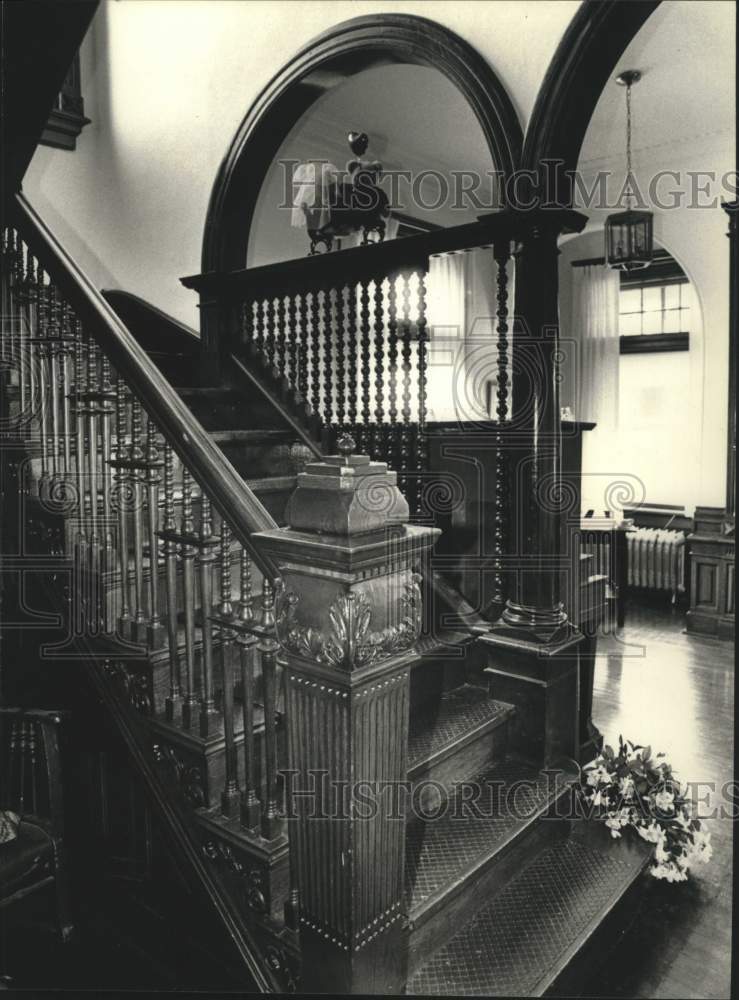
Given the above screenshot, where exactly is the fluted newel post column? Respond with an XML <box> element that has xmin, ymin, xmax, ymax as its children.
<box><xmin>254</xmin><ymin>436</ymin><xmax>439</xmax><ymax>995</ymax></box>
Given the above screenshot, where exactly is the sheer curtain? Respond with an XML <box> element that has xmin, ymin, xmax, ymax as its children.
<box><xmin>571</xmin><ymin>263</ymin><xmax>621</xmax><ymax>514</ymax></box>
<box><xmin>572</xmin><ymin>264</ymin><xmax>620</xmax><ymax>428</ymax></box>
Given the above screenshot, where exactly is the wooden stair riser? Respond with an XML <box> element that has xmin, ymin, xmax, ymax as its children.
<box><xmin>213</xmin><ymin>439</ymin><xmax>310</xmax><ymax>481</ymax></box>
<box><xmin>408</xmin><ymin>718</ymin><xmax>510</xmax><ymax>816</ymax></box>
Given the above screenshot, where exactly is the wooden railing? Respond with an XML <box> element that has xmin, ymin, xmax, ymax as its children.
<box><xmin>1</xmin><ymin>196</ymin><xmax>293</xmax><ymax>917</ymax></box>
<box><xmin>182</xmin><ymin>213</ymin><xmax>520</xmax><ymax>519</ymax></box>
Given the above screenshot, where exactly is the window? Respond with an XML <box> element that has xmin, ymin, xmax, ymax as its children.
<box><xmin>618</xmin><ymin>252</ymin><xmax>690</xmax><ymax>353</ymax></box>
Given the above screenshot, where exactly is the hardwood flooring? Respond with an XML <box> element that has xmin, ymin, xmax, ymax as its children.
<box><xmin>581</xmin><ymin>598</ymin><xmax>734</xmax><ymax>1000</ymax></box>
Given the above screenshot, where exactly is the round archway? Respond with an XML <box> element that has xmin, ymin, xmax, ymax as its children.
<box><xmin>522</xmin><ymin>0</ymin><xmax>661</xmax><ymax>199</ymax></box>
<box><xmin>201</xmin><ymin>13</ymin><xmax>523</xmax><ymax>274</ymax></box>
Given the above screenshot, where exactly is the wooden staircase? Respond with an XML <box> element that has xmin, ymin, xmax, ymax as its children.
<box><xmin>0</xmin><ymin>197</ymin><xmax>655</xmax><ymax>995</ymax></box>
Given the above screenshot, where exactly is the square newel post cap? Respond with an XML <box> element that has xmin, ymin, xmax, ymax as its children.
<box><xmin>285</xmin><ymin>434</ymin><xmax>409</xmax><ymax>536</ymax></box>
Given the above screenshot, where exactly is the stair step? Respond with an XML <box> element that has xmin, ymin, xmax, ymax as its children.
<box><xmin>408</xmin><ymin>684</ymin><xmax>513</xmax><ymax>778</ymax></box>
<box><xmin>406</xmin><ymin>825</ymin><xmax>650</xmax><ymax>996</ymax></box>
<box><xmin>209</xmin><ymin>429</ymin><xmax>294</xmax><ymax>445</ymax></box>
<box><xmin>404</xmin><ymin>756</ymin><xmax>577</xmax><ymax>976</ymax></box>
<box><xmin>405</xmin><ymin>756</ymin><xmax>574</xmax><ymax>918</ymax></box>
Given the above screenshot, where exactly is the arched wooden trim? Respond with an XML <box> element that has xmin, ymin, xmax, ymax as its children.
<box><xmin>522</xmin><ymin>0</ymin><xmax>661</xmax><ymax>198</ymax></box>
<box><xmin>201</xmin><ymin>13</ymin><xmax>523</xmax><ymax>274</ymax></box>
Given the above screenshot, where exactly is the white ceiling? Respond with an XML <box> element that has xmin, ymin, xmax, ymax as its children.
<box><xmin>578</xmin><ymin>0</ymin><xmax>735</xmax><ymax>171</ymax></box>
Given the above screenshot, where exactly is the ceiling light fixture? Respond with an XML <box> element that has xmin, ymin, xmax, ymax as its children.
<box><xmin>605</xmin><ymin>69</ymin><xmax>654</xmax><ymax>271</ymax></box>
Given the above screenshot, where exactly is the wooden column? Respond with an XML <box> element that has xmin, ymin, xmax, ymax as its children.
<box><xmin>483</xmin><ymin>211</ymin><xmax>586</xmax><ymax>767</ymax></box>
<box><xmin>254</xmin><ymin>437</ymin><xmax>438</xmax><ymax>995</ymax></box>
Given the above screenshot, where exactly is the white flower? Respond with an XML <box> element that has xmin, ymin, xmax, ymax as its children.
<box><xmin>585</xmin><ymin>764</ymin><xmax>611</xmax><ymax>788</ymax></box>
<box><xmin>636</xmin><ymin>822</ymin><xmax>663</xmax><ymax>844</ymax></box>
<box><xmin>686</xmin><ymin>828</ymin><xmax>713</xmax><ymax>864</ymax></box>
<box><xmin>654</xmin><ymin>789</ymin><xmax>674</xmax><ymax>812</ymax></box>
<box><xmin>605</xmin><ymin>815</ymin><xmax>622</xmax><ymax>838</ymax></box>
<box><xmin>676</xmin><ymin>810</ymin><xmax>692</xmax><ymax>831</ymax></box>
<box><xmin>619</xmin><ymin>776</ymin><xmax>635</xmax><ymax>800</ymax></box>
<box><xmin>655</xmin><ymin>838</ymin><xmax>670</xmax><ymax>863</ymax></box>
<box><xmin>651</xmin><ymin>861</ymin><xmax>688</xmax><ymax>883</ymax></box>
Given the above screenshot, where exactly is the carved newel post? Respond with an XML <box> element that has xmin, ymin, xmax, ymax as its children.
<box><xmin>254</xmin><ymin>436</ymin><xmax>439</xmax><ymax>994</ymax></box>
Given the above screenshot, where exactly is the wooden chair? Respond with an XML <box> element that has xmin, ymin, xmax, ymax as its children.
<box><xmin>0</xmin><ymin>708</ymin><xmax>73</xmax><ymax>941</ymax></box>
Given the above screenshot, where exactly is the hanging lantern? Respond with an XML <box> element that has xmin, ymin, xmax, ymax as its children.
<box><xmin>605</xmin><ymin>70</ymin><xmax>653</xmax><ymax>271</ymax></box>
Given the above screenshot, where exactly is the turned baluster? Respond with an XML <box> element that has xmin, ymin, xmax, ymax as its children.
<box><xmin>259</xmin><ymin>576</ymin><xmax>280</xmax><ymax>840</ymax></box>
<box><xmin>47</xmin><ymin>288</ymin><xmax>63</xmax><ymax>493</ymax></box>
<box><xmin>70</xmin><ymin>320</ymin><xmax>87</xmax><ymax>570</ymax></box>
<box><xmin>323</xmin><ymin>288</ymin><xmax>335</xmax><ymax>436</ymax></box>
<box><xmin>372</xmin><ymin>276</ymin><xmax>386</xmax><ymax>457</ymax></box>
<box><xmin>345</xmin><ymin>284</ymin><xmax>358</xmax><ymax>434</ymax></box>
<box><xmin>237</xmin><ymin>549</ymin><xmax>260</xmax><ymax>831</ymax></box>
<box><xmin>250</xmin><ymin>299</ymin><xmax>264</xmax><ymax>356</ymax></box>
<box><xmin>0</xmin><ymin>229</ymin><xmax>8</xmax><ymax>357</ymax></box>
<box><xmin>113</xmin><ymin>376</ymin><xmax>132</xmax><ymax>637</ymax></box>
<box><xmin>255</xmin><ymin>297</ymin><xmax>266</xmax><ymax>358</ymax></box>
<box><xmin>415</xmin><ymin>270</ymin><xmax>429</xmax><ymax>517</ymax></box>
<box><xmin>129</xmin><ymin>398</ymin><xmax>147</xmax><ymax>642</ymax></box>
<box><xmin>309</xmin><ymin>291</ymin><xmax>321</xmax><ymax>420</ymax></box>
<box><xmin>297</xmin><ymin>291</ymin><xmax>309</xmax><ymax>404</ymax></box>
<box><xmin>265</xmin><ymin>295</ymin><xmax>278</xmax><ymax>375</ymax></box>
<box><xmin>198</xmin><ymin>494</ymin><xmax>219</xmax><ymax>737</ymax></box>
<box><xmin>218</xmin><ymin>521</ymin><xmax>240</xmax><ymax>817</ymax></box>
<box><xmin>97</xmin><ymin>351</ymin><xmax>116</xmax><ymax>632</ymax></box>
<box><xmin>59</xmin><ymin>304</ymin><xmax>73</xmax><ymax>487</ymax></box>
<box><xmin>386</xmin><ymin>275</ymin><xmax>399</xmax><ymax>471</ymax></box>
<box><xmin>144</xmin><ymin>414</ymin><xmax>164</xmax><ymax>647</ymax></box>
<box><xmin>493</xmin><ymin>242</ymin><xmax>512</xmax><ymax>608</ymax></box>
<box><xmin>81</xmin><ymin>336</ymin><xmax>103</xmax><ymax>632</ymax></box>
<box><xmin>48</xmin><ymin>293</ymin><xmax>64</xmax><ymax>484</ymax></box>
<box><xmin>35</xmin><ymin>276</ymin><xmax>53</xmax><ymax>500</ymax></box>
<box><xmin>24</xmin><ymin>252</ymin><xmax>38</xmax><ymax>414</ymax></box>
<box><xmin>161</xmin><ymin>442</ymin><xmax>182</xmax><ymax>721</ymax></box>
<box><xmin>285</xmin><ymin>293</ymin><xmax>298</xmax><ymax>393</ymax></box>
<box><xmin>399</xmin><ymin>272</ymin><xmax>413</xmax><ymax>499</ymax></box>
<box><xmin>241</xmin><ymin>299</ymin><xmax>253</xmax><ymax>352</ymax></box>
<box><xmin>180</xmin><ymin>468</ymin><xmax>198</xmax><ymax>729</ymax></box>
<box><xmin>88</xmin><ymin>338</ymin><xmax>105</xmax><ymax>630</ymax></box>
<box><xmin>15</xmin><ymin>241</ymin><xmax>29</xmax><ymax>416</ymax></box>
<box><xmin>7</xmin><ymin>231</ymin><xmax>21</xmax><ymax>369</ymax></box>
<box><xmin>334</xmin><ymin>287</ymin><xmax>347</xmax><ymax>430</ymax></box>
<box><xmin>359</xmin><ymin>279</ymin><xmax>372</xmax><ymax>454</ymax></box>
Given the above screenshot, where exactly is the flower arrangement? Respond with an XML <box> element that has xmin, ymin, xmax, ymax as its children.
<box><xmin>580</xmin><ymin>736</ymin><xmax>712</xmax><ymax>883</ymax></box>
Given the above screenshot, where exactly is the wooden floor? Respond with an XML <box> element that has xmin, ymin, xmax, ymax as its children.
<box><xmin>582</xmin><ymin>598</ymin><xmax>734</xmax><ymax>1000</ymax></box>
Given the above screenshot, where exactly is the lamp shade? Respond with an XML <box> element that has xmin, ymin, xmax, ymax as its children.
<box><xmin>605</xmin><ymin>209</ymin><xmax>653</xmax><ymax>271</ymax></box>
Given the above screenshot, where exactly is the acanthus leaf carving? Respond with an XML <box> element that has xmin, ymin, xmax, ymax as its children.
<box><xmin>275</xmin><ymin>574</ymin><xmax>422</xmax><ymax>669</ymax></box>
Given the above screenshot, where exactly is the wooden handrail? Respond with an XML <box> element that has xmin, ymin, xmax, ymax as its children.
<box><xmin>181</xmin><ymin>208</ymin><xmax>586</xmax><ymax>297</ymax></box>
<box><xmin>11</xmin><ymin>193</ymin><xmax>278</xmax><ymax>578</ymax></box>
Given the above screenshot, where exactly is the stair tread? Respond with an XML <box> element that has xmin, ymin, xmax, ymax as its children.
<box><xmin>408</xmin><ymin>685</ymin><xmax>513</xmax><ymax>773</ymax></box>
<box><xmin>405</xmin><ymin>756</ymin><xmax>574</xmax><ymax>916</ymax></box>
<box><xmin>406</xmin><ymin>832</ymin><xmax>647</xmax><ymax>996</ymax></box>
<box><xmin>209</xmin><ymin>429</ymin><xmax>294</xmax><ymax>444</ymax></box>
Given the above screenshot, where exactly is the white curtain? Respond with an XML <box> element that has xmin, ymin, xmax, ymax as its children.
<box><xmin>572</xmin><ymin>264</ymin><xmax>620</xmax><ymax>428</ymax></box>
<box><xmin>426</xmin><ymin>254</ymin><xmax>466</xmax><ymax>337</ymax></box>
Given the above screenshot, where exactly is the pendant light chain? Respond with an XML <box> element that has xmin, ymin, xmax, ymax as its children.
<box><xmin>625</xmin><ymin>81</ymin><xmax>633</xmax><ymax>211</ymax></box>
